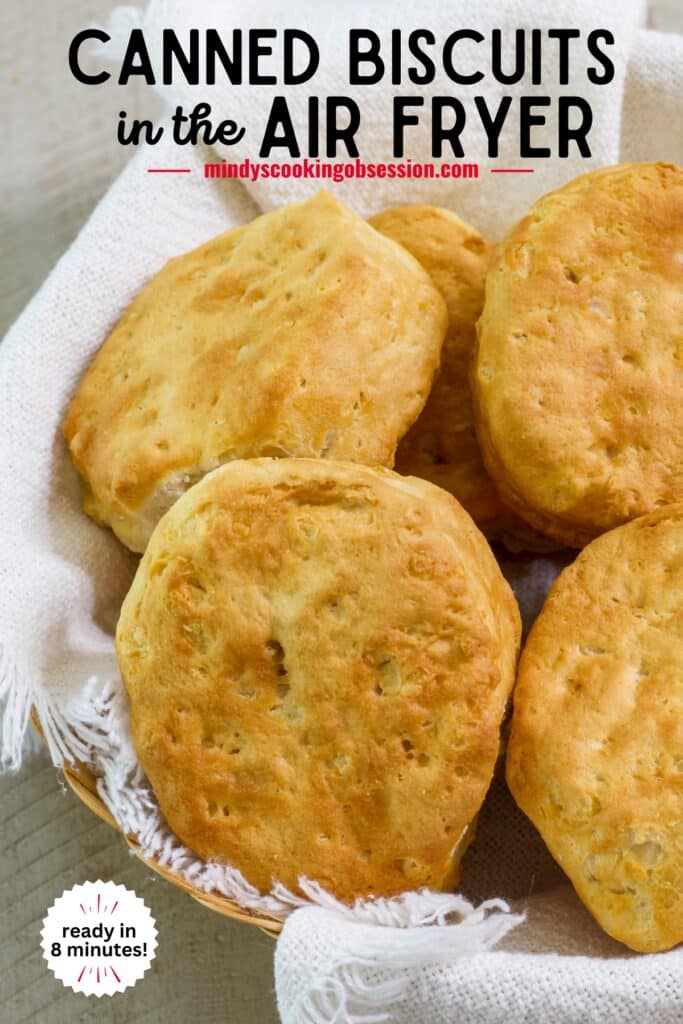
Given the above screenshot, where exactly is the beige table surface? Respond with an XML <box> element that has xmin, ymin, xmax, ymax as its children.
<box><xmin>2</xmin><ymin>3</ymin><xmax>682</xmax><ymax>1023</ymax></box>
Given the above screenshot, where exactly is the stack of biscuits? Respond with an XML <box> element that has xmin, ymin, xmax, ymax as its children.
<box><xmin>64</xmin><ymin>163</ymin><xmax>683</xmax><ymax>953</ymax></box>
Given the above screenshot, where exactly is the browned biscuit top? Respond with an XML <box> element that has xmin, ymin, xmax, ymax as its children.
<box><xmin>473</xmin><ymin>162</ymin><xmax>683</xmax><ymax>548</ymax></box>
<box><xmin>507</xmin><ymin>504</ymin><xmax>683</xmax><ymax>952</ymax></box>
<box><xmin>65</xmin><ymin>191</ymin><xmax>447</xmax><ymax>551</ymax></box>
<box><xmin>371</xmin><ymin>204</ymin><xmax>559</xmax><ymax>553</ymax></box>
<box><xmin>117</xmin><ymin>458</ymin><xmax>520</xmax><ymax>901</ymax></box>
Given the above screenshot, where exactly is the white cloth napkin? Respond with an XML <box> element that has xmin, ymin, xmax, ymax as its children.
<box><xmin>2</xmin><ymin>2</ymin><xmax>683</xmax><ymax>1022</ymax></box>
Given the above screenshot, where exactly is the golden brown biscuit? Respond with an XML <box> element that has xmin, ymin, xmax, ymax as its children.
<box><xmin>65</xmin><ymin>192</ymin><xmax>447</xmax><ymax>552</ymax></box>
<box><xmin>370</xmin><ymin>204</ymin><xmax>558</xmax><ymax>553</ymax></box>
<box><xmin>507</xmin><ymin>504</ymin><xmax>683</xmax><ymax>952</ymax></box>
<box><xmin>473</xmin><ymin>162</ymin><xmax>683</xmax><ymax>548</ymax></box>
<box><xmin>117</xmin><ymin>458</ymin><xmax>521</xmax><ymax>901</ymax></box>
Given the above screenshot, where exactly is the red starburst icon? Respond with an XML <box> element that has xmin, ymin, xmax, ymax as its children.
<box><xmin>41</xmin><ymin>880</ymin><xmax>157</xmax><ymax>996</ymax></box>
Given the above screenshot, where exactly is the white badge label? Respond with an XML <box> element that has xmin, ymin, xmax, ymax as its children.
<box><xmin>41</xmin><ymin>880</ymin><xmax>157</xmax><ymax>996</ymax></box>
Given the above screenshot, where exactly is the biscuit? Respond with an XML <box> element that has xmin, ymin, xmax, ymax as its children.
<box><xmin>64</xmin><ymin>191</ymin><xmax>447</xmax><ymax>552</ymax></box>
<box><xmin>370</xmin><ymin>205</ymin><xmax>558</xmax><ymax>553</ymax></box>
<box><xmin>507</xmin><ymin>504</ymin><xmax>683</xmax><ymax>952</ymax></box>
<box><xmin>117</xmin><ymin>458</ymin><xmax>521</xmax><ymax>901</ymax></box>
<box><xmin>472</xmin><ymin>162</ymin><xmax>683</xmax><ymax>548</ymax></box>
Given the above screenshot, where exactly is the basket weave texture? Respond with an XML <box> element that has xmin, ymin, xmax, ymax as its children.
<box><xmin>31</xmin><ymin>711</ymin><xmax>282</xmax><ymax>937</ymax></box>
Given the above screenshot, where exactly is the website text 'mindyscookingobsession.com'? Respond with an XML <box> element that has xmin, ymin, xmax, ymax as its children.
<box><xmin>204</xmin><ymin>158</ymin><xmax>485</xmax><ymax>181</ymax></box>
<box><xmin>143</xmin><ymin>158</ymin><xmax>528</xmax><ymax>181</ymax></box>
<box><xmin>145</xmin><ymin>159</ymin><xmax>527</xmax><ymax>180</ymax></box>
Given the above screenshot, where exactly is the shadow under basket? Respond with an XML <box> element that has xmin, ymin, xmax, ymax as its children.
<box><xmin>31</xmin><ymin>710</ymin><xmax>282</xmax><ymax>937</ymax></box>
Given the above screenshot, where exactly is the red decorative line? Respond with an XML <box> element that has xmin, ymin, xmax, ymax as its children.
<box><xmin>97</xmin><ymin>967</ymin><xmax>100</xmax><ymax>984</ymax></box>
<box><xmin>77</xmin><ymin>965</ymin><xmax>86</xmax><ymax>983</ymax></box>
<box><xmin>80</xmin><ymin>904</ymin><xmax>87</xmax><ymax>915</ymax></box>
<box><xmin>147</xmin><ymin>168</ymin><xmax>192</xmax><ymax>173</ymax></box>
<box><xmin>490</xmin><ymin>168</ymin><xmax>535</xmax><ymax>173</ymax></box>
<box><xmin>111</xmin><ymin>966</ymin><xmax>121</xmax><ymax>983</ymax></box>
<box><xmin>97</xmin><ymin>893</ymin><xmax>101</xmax><ymax>913</ymax></box>
<box><xmin>110</xmin><ymin>901</ymin><xmax>119</xmax><ymax>915</ymax></box>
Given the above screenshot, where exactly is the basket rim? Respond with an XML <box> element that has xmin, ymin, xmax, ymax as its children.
<box><xmin>30</xmin><ymin>710</ymin><xmax>282</xmax><ymax>936</ymax></box>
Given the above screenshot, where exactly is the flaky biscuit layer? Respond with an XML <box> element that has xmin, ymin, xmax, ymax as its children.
<box><xmin>371</xmin><ymin>204</ymin><xmax>558</xmax><ymax>553</ymax></box>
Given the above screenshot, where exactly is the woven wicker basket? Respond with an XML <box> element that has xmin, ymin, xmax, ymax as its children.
<box><xmin>31</xmin><ymin>711</ymin><xmax>282</xmax><ymax>937</ymax></box>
